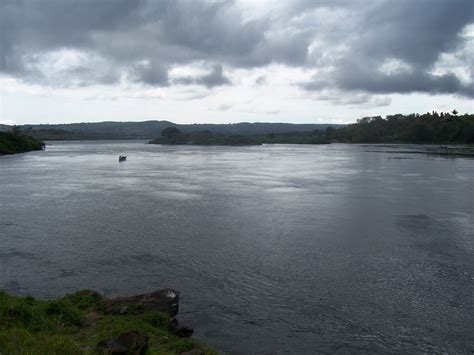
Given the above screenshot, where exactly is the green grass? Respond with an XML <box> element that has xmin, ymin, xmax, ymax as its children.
<box><xmin>0</xmin><ymin>291</ymin><xmax>215</xmax><ymax>354</ymax></box>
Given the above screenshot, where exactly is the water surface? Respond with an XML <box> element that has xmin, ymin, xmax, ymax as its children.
<box><xmin>1</xmin><ymin>141</ymin><xmax>473</xmax><ymax>353</ymax></box>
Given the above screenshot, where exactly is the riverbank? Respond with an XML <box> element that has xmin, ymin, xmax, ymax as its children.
<box><xmin>0</xmin><ymin>131</ymin><xmax>45</xmax><ymax>155</ymax></box>
<box><xmin>0</xmin><ymin>289</ymin><xmax>214</xmax><ymax>354</ymax></box>
<box><xmin>363</xmin><ymin>144</ymin><xmax>474</xmax><ymax>158</ymax></box>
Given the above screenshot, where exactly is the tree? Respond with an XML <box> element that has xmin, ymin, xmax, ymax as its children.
<box><xmin>11</xmin><ymin>125</ymin><xmax>22</xmax><ymax>135</ymax></box>
<box><xmin>161</xmin><ymin>127</ymin><xmax>181</xmax><ymax>138</ymax></box>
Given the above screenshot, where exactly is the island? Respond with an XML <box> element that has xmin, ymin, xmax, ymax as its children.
<box><xmin>149</xmin><ymin>127</ymin><xmax>329</xmax><ymax>145</ymax></box>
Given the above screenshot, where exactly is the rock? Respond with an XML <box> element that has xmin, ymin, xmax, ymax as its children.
<box><xmin>118</xmin><ymin>331</ymin><xmax>149</xmax><ymax>354</ymax></box>
<box><xmin>75</xmin><ymin>289</ymin><xmax>103</xmax><ymax>301</ymax></box>
<box><xmin>170</xmin><ymin>317</ymin><xmax>179</xmax><ymax>329</ymax></box>
<box><xmin>169</xmin><ymin>317</ymin><xmax>193</xmax><ymax>338</ymax></box>
<box><xmin>99</xmin><ymin>289</ymin><xmax>179</xmax><ymax>317</ymax></box>
<box><xmin>97</xmin><ymin>338</ymin><xmax>128</xmax><ymax>354</ymax></box>
<box><xmin>172</xmin><ymin>325</ymin><xmax>194</xmax><ymax>338</ymax></box>
<box><xmin>97</xmin><ymin>331</ymin><xmax>148</xmax><ymax>355</ymax></box>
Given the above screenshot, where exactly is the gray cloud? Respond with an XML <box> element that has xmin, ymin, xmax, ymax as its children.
<box><xmin>129</xmin><ymin>60</ymin><xmax>169</xmax><ymax>86</ymax></box>
<box><xmin>335</xmin><ymin>67</ymin><xmax>470</xmax><ymax>96</ymax></box>
<box><xmin>357</xmin><ymin>0</ymin><xmax>473</xmax><ymax>67</ymax></box>
<box><xmin>213</xmin><ymin>104</ymin><xmax>232</xmax><ymax>111</ymax></box>
<box><xmin>0</xmin><ymin>0</ymin><xmax>139</xmax><ymax>72</ymax></box>
<box><xmin>315</xmin><ymin>90</ymin><xmax>392</xmax><ymax>108</ymax></box>
<box><xmin>301</xmin><ymin>0</ymin><xmax>474</xmax><ymax>97</ymax></box>
<box><xmin>255</xmin><ymin>76</ymin><xmax>267</xmax><ymax>85</ymax></box>
<box><xmin>0</xmin><ymin>0</ymin><xmax>268</xmax><ymax>86</ymax></box>
<box><xmin>1</xmin><ymin>0</ymin><xmax>473</xmax><ymax>97</ymax></box>
<box><xmin>173</xmin><ymin>64</ymin><xmax>231</xmax><ymax>88</ymax></box>
<box><xmin>304</xmin><ymin>58</ymin><xmax>474</xmax><ymax>98</ymax></box>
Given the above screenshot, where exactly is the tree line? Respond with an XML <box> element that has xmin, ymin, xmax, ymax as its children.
<box><xmin>150</xmin><ymin>127</ymin><xmax>329</xmax><ymax>145</ymax></box>
<box><xmin>325</xmin><ymin>111</ymin><xmax>474</xmax><ymax>144</ymax></box>
<box><xmin>0</xmin><ymin>128</ymin><xmax>45</xmax><ymax>154</ymax></box>
<box><xmin>151</xmin><ymin>111</ymin><xmax>474</xmax><ymax>145</ymax></box>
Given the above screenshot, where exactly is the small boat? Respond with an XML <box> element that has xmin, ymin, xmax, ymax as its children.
<box><xmin>119</xmin><ymin>155</ymin><xmax>127</xmax><ymax>162</ymax></box>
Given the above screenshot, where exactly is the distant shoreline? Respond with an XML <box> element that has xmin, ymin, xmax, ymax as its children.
<box><xmin>3</xmin><ymin>111</ymin><xmax>471</xmax><ymax>145</ymax></box>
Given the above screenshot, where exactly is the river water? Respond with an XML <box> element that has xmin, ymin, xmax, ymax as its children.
<box><xmin>1</xmin><ymin>141</ymin><xmax>473</xmax><ymax>353</ymax></box>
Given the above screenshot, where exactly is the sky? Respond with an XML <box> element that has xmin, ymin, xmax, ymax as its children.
<box><xmin>0</xmin><ymin>0</ymin><xmax>473</xmax><ymax>125</ymax></box>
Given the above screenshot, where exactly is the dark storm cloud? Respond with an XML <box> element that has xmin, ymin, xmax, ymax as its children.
<box><xmin>301</xmin><ymin>0</ymin><xmax>474</xmax><ymax>97</ymax></box>
<box><xmin>333</xmin><ymin>62</ymin><xmax>470</xmax><ymax>96</ymax></box>
<box><xmin>129</xmin><ymin>60</ymin><xmax>170</xmax><ymax>86</ymax></box>
<box><xmin>1</xmin><ymin>0</ymin><xmax>473</xmax><ymax>97</ymax></box>
<box><xmin>356</xmin><ymin>0</ymin><xmax>473</xmax><ymax>67</ymax></box>
<box><xmin>0</xmin><ymin>0</ymin><xmax>266</xmax><ymax>85</ymax></box>
<box><xmin>0</xmin><ymin>0</ymin><xmax>139</xmax><ymax>71</ymax></box>
<box><xmin>173</xmin><ymin>64</ymin><xmax>231</xmax><ymax>88</ymax></box>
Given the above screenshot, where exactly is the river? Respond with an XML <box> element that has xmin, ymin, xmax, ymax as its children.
<box><xmin>1</xmin><ymin>141</ymin><xmax>473</xmax><ymax>353</ymax></box>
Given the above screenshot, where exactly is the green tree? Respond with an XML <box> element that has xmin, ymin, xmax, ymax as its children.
<box><xmin>161</xmin><ymin>127</ymin><xmax>181</xmax><ymax>138</ymax></box>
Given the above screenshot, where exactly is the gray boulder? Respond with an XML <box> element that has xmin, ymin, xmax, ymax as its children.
<box><xmin>99</xmin><ymin>289</ymin><xmax>179</xmax><ymax>317</ymax></box>
<box><xmin>97</xmin><ymin>331</ymin><xmax>148</xmax><ymax>354</ymax></box>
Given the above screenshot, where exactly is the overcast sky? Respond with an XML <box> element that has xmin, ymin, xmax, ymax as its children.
<box><xmin>1</xmin><ymin>0</ymin><xmax>473</xmax><ymax>125</ymax></box>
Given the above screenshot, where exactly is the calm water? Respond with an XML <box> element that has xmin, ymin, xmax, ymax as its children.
<box><xmin>1</xmin><ymin>141</ymin><xmax>473</xmax><ymax>353</ymax></box>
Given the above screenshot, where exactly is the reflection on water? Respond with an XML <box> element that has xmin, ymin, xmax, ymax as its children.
<box><xmin>1</xmin><ymin>141</ymin><xmax>473</xmax><ymax>353</ymax></box>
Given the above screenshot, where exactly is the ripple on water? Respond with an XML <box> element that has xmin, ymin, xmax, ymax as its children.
<box><xmin>1</xmin><ymin>142</ymin><xmax>474</xmax><ymax>353</ymax></box>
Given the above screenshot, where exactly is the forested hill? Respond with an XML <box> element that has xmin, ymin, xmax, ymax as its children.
<box><xmin>326</xmin><ymin>112</ymin><xmax>474</xmax><ymax>144</ymax></box>
<box><xmin>18</xmin><ymin>121</ymin><xmax>341</xmax><ymax>140</ymax></box>
<box><xmin>8</xmin><ymin>111</ymin><xmax>472</xmax><ymax>143</ymax></box>
<box><xmin>0</xmin><ymin>131</ymin><xmax>45</xmax><ymax>155</ymax></box>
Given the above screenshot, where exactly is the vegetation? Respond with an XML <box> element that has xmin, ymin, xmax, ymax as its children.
<box><xmin>326</xmin><ymin>111</ymin><xmax>474</xmax><ymax>144</ymax></box>
<box><xmin>18</xmin><ymin>121</ymin><xmax>338</xmax><ymax>140</ymax></box>
<box><xmin>0</xmin><ymin>129</ymin><xmax>45</xmax><ymax>155</ymax></box>
<box><xmin>6</xmin><ymin>111</ymin><xmax>474</xmax><ymax>145</ymax></box>
<box><xmin>150</xmin><ymin>128</ymin><xmax>329</xmax><ymax>145</ymax></box>
<box><xmin>0</xmin><ymin>291</ymin><xmax>214</xmax><ymax>354</ymax></box>
<box><xmin>150</xmin><ymin>128</ymin><xmax>262</xmax><ymax>145</ymax></box>
<box><xmin>261</xmin><ymin>131</ymin><xmax>329</xmax><ymax>144</ymax></box>
<box><xmin>148</xmin><ymin>112</ymin><xmax>474</xmax><ymax>146</ymax></box>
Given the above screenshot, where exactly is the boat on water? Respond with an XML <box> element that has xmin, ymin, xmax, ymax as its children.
<box><xmin>119</xmin><ymin>155</ymin><xmax>127</xmax><ymax>162</ymax></box>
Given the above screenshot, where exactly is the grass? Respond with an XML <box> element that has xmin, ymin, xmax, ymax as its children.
<box><xmin>0</xmin><ymin>291</ymin><xmax>215</xmax><ymax>354</ymax></box>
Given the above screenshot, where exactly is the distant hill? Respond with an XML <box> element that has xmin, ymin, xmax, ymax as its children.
<box><xmin>19</xmin><ymin>121</ymin><xmax>343</xmax><ymax>140</ymax></box>
<box><xmin>0</xmin><ymin>124</ymin><xmax>11</xmax><ymax>132</ymax></box>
